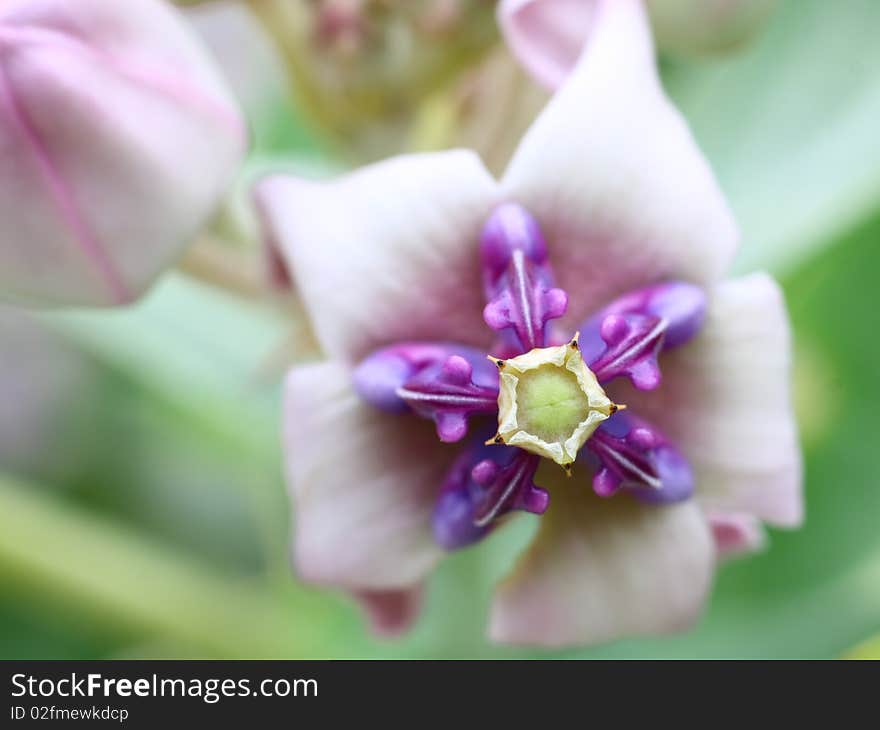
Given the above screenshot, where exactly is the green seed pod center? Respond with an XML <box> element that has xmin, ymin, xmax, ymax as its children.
<box><xmin>492</xmin><ymin>337</ymin><xmax>619</xmax><ymax>468</ymax></box>
<box><xmin>515</xmin><ymin>365</ymin><xmax>591</xmax><ymax>447</ymax></box>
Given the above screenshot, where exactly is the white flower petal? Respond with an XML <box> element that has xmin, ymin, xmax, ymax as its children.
<box><xmin>490</xmin><ymin>474</ymin><xmax>714</xmax><ymax>647</ymax></box>
<box><xmin>284</xmin><ymin>360</ymin><xmax>447</xmax><ymax>590</ymax></box>
<box><xmin>616</xmin><ymin>273</ymin><xmax>803</xmax><ymax>526</ymax></box>
<box><xmin>497</xmin><ymin>0</ymin><xmax>599</xmax><ymax>91</ymax></box>
<box><xmin>498</xmin><ymin>0</ymin><xmax>780</xmax><ymax>91</ymax></box>
<box><xmin>254</xmin><ymin>150</ymin><xmax>500</xmax><ymax>363</ymax></box>
<box><xmin>502</xmin><ymin>0</ymin><xmax>738</xmax><ymax>326</ymax></box>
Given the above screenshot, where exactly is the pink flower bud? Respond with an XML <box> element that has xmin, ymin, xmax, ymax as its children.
<box><xmin>0</xmin><ymin>0</ymin><xmax>247</xmax><ymax>307</ymax></box>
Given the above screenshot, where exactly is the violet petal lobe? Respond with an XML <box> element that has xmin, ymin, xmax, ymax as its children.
<box><xmin>353</xmin><ymin>342</ymin><xmax>499</xmax><ymax>442</ymax></box>
<box><xmin>480</xmin><ymin>203</ymin><xmax>568</xmax><ymax>354</ymax></box>
<box><xmin>432</xmin><ymin>444</ymin><xmax>494</xmax><ymax>550</ymax></box>
<box><xmin>582</xmin><ymin>411</ymin><xmax>694</xmax><ymax>504</ymax></box>
<box><xmin>617</xmin><ymin>274</ymin><xmax>802</xmax><ymax>527</ymax></box>
<box><xmin>471</xmin><ymin>450</ymin><xmax>547</xmax><ymax>526</ymax></box>
<box><xmin>579</xmin><ymin>281</ymin><xmax>706</xmax><ymax>388</ymax></box>
<box><xmin>433</xmin><ymin>439</ymin><xmax>547</xmax><ymax>551</ymax></box>
<box><xmin>588</xmin><ymin>312</ymin><xmax>666</xmax><ymax>390</ymax></box>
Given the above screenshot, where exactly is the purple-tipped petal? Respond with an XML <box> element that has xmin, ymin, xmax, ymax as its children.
<box><xmin>433</xmin><ymin>440</ymin><xmax>547</xmax><ymax>551</ymax></box>
<box><xmin>584</xmin><ymin>411</ymin><xmax>694</xmax><ymax>504</ymax></box>
<box><xmin>354</xmin><ymin>342</ymin><xmax>499</xmax><ymax>442</ymax></box>
<box><xmin>480</xmin><ymin>203</ymin><xmax>568</xmax><ymax>353</ymax></box>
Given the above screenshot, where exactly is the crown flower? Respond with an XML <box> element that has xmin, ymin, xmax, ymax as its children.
<box><xmin>255</xmin><ymin>0</ymin><xmax>801</xmax><ymax>647</ymax></box>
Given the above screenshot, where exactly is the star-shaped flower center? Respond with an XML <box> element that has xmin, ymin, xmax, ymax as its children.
<box><xmin>491</xmin><ymin>335</ymin><xmax>621</xmax><ymax>470</ymax></box>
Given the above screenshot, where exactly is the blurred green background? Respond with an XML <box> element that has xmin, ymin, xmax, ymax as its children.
<box><xmin>2</xmin><ymin>0</ymin><xmax>880</xmax><ymax>659</ymax></box>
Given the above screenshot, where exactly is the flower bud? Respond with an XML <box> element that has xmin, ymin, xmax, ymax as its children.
<box><xmin>650</xmin><ymin>0</ymin><xmax>778</xmax><ymax>57</ymax></box>
<box><xmin>0</xmin><ymin>0</ymin><xmax>247</xmax><ymax>306</ymax></box>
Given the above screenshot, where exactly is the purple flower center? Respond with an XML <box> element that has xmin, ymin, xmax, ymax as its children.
<box><xmin>353</xmin><ymin>203</ymin><xmax>707</xmax><ymax>550</ymax></box>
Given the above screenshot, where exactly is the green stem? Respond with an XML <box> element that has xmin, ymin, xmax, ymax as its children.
<box><xmin>0</xmin><ymin>474</ymin><xmax>357</xmax><ymax>658</ymax></box>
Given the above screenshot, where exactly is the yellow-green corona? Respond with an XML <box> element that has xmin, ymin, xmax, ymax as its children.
<box><xmin>489</xmin><ymin>335</ymin><xmax>622</xmax><ymax>470</ymax></box>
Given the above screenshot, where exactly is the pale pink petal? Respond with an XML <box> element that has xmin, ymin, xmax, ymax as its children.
<box><xmin>709</xmin><ymin>512</ymin><xmax>766</xmax><ymax>560</ymax></box>
<box><xmin>355</xmin><ymin>587</ymin><xmax>423</xmax><ymax>638</ymax></box>
<box><xmin>498</xmin><ymin>0</ymin><xmax>779</xmax><ymax>90</ymax></box>
<box><xmin>501</xmin><ymin>0</ymin><xmax>738</xmax><ymax>327</ymax></box>
<box><xmin>285</xmin><ymin>360</ymin><xmax>448</xmax><ymax>590</ymax></box>
<box><xmin>0</xmin><ymin>0</ymin><xmax>245</xmax><ymax>307</ymax></box>
<box><xmin>490</xmin><ymin>473</ymin><xmax>714</xmax><ymax>647</ymax></box>
<box><xmin>497</xmin><ymin>0</ymin><xmax>599</xmax><ymax>91</ymax></box>
<box><xmin>254</xmin><ymin>151</ymin><xmax>500</xmax><ymax>363</ymax></box>
<box><xmin>615</xmin><ymin>273</ymin><xmax>803</xmax><ymax>526</ymax></box>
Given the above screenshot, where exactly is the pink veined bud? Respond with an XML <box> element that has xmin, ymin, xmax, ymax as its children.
<box><xmin>0</xmin><ymin>0</ymin><xmax>247</xmax><ymax>307</ymax></box>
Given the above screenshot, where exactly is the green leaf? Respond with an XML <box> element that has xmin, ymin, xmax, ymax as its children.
<box><xmin>0</xmin><ymin>472</ymin><xmax>359</xmax><ymax>658</ymax></box>
<box><xmin>39</xmin><ymin>274</ymin><xmax>283</xmax><ymax>464</ymax></box>
<box><xmin>666</xmin><ymin>0</ymin><xmax>880</xmax><ymax>276</ymax></box>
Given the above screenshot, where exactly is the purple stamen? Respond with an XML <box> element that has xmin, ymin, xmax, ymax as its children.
<box><xmin>589</xmin><ymin>312</ymin><xmax>666</xmax><ymax>390</ymax></box>
<box><xmin>578</xmin><ymin>281</ymin><xmax>706</xmax><ymax>388</ymax></box>
<box><xmin>433</xmin><ymin>439</ymin><xmax>547</xmax><ymax>550</ymax></box>
<box><xmin>399</xmin><ymin>355</ymin><xmax>499</xmax><ymax>442</ymax></box>
<box><xmin>353</xmin><ymin>343</ymin><xmax>499</xmax><ymax>442</ymax></box>
<box><xmin>480</xmin><ymin>203</ymin><xmax>568</xmax><ymax>354</ymax></box>
<box><xmin>471</xmin><ymin>451</ymin><xmax>547</xmax><ymax>526</ymax></box>
<box><xmin>582</xmin><ymin>412</ymin><xmax>694</xmax><ymax>503</ymax></box>
<box><xmin>354</xmin><ymin>206</ymin><xmax>708</xmax><ymax>552</ymax></box>
<box><xmin>433</xmin><ymin>444</ymin><xmax>493</xmax><ymax>550</ymax></box>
